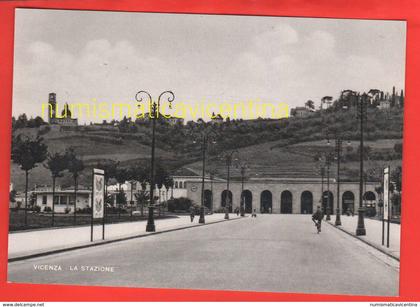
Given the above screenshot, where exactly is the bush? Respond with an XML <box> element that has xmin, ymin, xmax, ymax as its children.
<box><xmin>43</xmin><ymin>206</ymin><xmax>52</xmax><ymax>212</ymax></box>
<box><xmin>64</xmin><ymin>207</ymin><xmax>71</xmax><ymax>214</ymax></box>
<box><xmin>32</xmin><ymin>205</ymin><xmax>41</xmax><ymax>213</ymax></box>
<box><xmin>213</xmin><ymin>207</ymin><xmax>227</xmax><ymax>213</ymax></box>
<box><xmin>76</xmin><ymin>207</ymin><xmax>92</xmax><ymax>214</ymax></box>
<box><xmin>106</xmin><ymin>206</ymin><xmax>127</xmax><ymax>214</ymax></box>
<box><xmin>167</xmin><ymin>197</ymin><xmax>195</xmax><ymax>212</ymax></box>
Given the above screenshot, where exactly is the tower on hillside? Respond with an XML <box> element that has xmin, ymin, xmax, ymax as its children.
<box><xmin>48</xmin><ymin>93</ymin><xmax>57</xmax><ymax>124</ymax></box>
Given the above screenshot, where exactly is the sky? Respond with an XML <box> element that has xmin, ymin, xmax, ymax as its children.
<box><xmin>12</xmin><ymin>9</ymin><xmax>406</xmax><ymax>122</ymax></box>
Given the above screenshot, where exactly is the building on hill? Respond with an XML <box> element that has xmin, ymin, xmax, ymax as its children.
<box><xmin>47</xmin><ymin>93</ymin><xmax>78</xmax><ymax>127</ymax></box>
<box><xmin>211</xmin><ymin>112</ymin><xmax>224</xmax><ymax>124</ymax></box>
<box><xmin>378</xmin><ymin>100</ymin><xmax>391</xmax><ymax>110</ymax></box>
<box><xmin>290</xmin><ymin>106</ymin><xmax>314</xmax><ymax>118</ymax></box>
<box><xmin>166</xmin><ymin>115</ymin><xmax>184</xmax><ymax>126</ymax></box>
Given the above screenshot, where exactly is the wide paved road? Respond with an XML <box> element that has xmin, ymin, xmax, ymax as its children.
<box><xmin>8</xmin><ymin>215</ymin><xmax>399</xmax><ymax>296</ymax></box>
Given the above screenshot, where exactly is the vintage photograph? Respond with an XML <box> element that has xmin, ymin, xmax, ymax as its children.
<box><xmin>8</xmin><ymin>9</ymin><xmax>405</xmax><ymax>296</ymax></box>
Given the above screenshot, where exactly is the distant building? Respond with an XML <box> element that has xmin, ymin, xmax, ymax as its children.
<box><xmin>48</xmin><ymin>93</ymin><xmax>78</xmax><ymax>127</ymax></box>
<box><xmin>378</xmin><ymin>100</ymin><xmax>391</xmax><ymax>110</ymax></box>
<box><xmin>290</xmin><ymin>107</ymin><xmax>314</xmax><ymax>118</ymax></box>
<box><xmin>211</xmin><ymin>112</ymin><xmax>224</xmax><ymax>124</ymax></box>
<box><xmin>33</xmin><ymin>186</ymin><xmax>91</xmax><ymax>213</ymax></box>
<box><xmin>166</xmin><ymin>116</ymin><xmax>184</xmax><ymax>126</ymax></box>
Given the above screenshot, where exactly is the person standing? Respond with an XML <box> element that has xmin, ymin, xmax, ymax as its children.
<box><xmin>190</xmin><ymin>207</ymin><xmax>195</xmax><ymax>222</ymax></box>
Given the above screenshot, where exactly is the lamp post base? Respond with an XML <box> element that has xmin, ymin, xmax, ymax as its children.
<box><xmin>146</xmin><ymin>207</ymin><xmax>155</xmax><ymax>232</ymax></box>
<box><xmin>356</xmin><ymin>207</ymin><xmax>366</xmax><ymax>236</ymax></box>
<box><xmin>335</xmin><ymin>208</ymin><xmax>341</xmax><ymax>226</ymax></box>
<box><xmin>224</xmin><ymin>213</ymin><xmax>229</xmax><ymax>220</ymax></box>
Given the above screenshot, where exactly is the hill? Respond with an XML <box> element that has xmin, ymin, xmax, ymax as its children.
<box><xmin>9</xmin><ymin>106</ymin><xmax>403</xmax><ymax>191</ymax></box>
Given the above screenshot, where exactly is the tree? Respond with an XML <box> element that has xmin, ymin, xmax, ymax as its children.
<box><xmin>15</xmin><ymin>114</ymin><xmax>28</xmax><ymax>129</ymax></box>
<box><xmin>154</xmin><ymin>163</ymin><xmax>170</xmax><ymax>216</ymax></box>
<box><xmin>394</xmin><ymin>143</ymin><xmax>403</xmax><ymax>157</ymax></box>
<box><xmin>11</xmin><ymin>135</ymin><xmax>48</xmax><ymax>226</ymax></box>
<box><xmin>130</xmin><ymin>163</ymin><xmax>150</xmax><ymax>216</ymax></box>
<box><xmin>9</xmin><ymin>189</ymin><xmax>17</xmax><ymax>203</ymax></box>
<box><xmin>305</xmin><ymin>100</ymin><xmax>315</xmax><ymax>110</ymax></box>
<box><xmin>66</xmin><ymin>147</ymin><xmax>85</xmax><ymax>223</ymax></box>
<box><xmin>45</xmin><ymin>151</ymin><xmax>69</xmax><ymax>226</ymax></box>
<box><xmin>391</xmin><ymin>166</ymin><xmax>402</xmax><ymax>193</ymax></box>
<box><xmin>115</xmin><ymin>166</ymin><xmax>129</xmax><ymax>219</ymax></box>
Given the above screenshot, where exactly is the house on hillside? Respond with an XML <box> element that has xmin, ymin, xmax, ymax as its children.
<box><xmin>211</xmin><ymin>113</ymin><xmax>224</xmax><ymax>124</ymax></box>
<box><xmin>378</xmin><ymin>100</ymin><xmax>391</xmax><ymax>110</ymax></box>
<box><xmin>290</xmin><ymin>107</ymin><xmax>314</xmax><ymax>118</ymax></box>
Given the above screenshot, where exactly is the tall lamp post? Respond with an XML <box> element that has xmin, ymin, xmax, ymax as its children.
<box><xmin>327</xmin><ymin>134</ymin><xmax>350</xmax><ymax>226</ymax></box>
<box><xmin>320</xmin><ymin>165</ymin><xmax>324</xmax><ymax>211</ymax></box>
<box><xmin>220</xmin><ymin>150</ymin><xmax>239</xmax><ymax>220</ymax></box>
<box><xmin>319</xmin><ymin>152</ymin><xmax>332</xmax><ymax>220</ymax></box>
<box><xmin>210</xmin><ymin>172</ymin><xmax>214</xmax><ymax>214</ymax></box>
<box><xmin>136</xmin><ymin>90</ymin><xmax>174</xmax><ymax>232</ymax></box>
<box><xmin>326</xmin><ymin>156</ymin><xmax>331</xmax><ymax>221</ymax></box>
<box><xmin>194</xmin><ymin>129</ymin><xmax>216</xmax><ymax>224</ymax></box>
<box><xmin>356</xmin><ymin>93</ymin><xmax>368</xmax><ymax>236</ymax></box>
<box><xmin>237</xmin><ymin>162</ymin><xmax>248</xmax><ymax>217</ymax></box>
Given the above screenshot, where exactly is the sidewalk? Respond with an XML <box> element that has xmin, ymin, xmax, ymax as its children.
<box><xmin>8</xmin><ymin>213</ymin><xmax>240</xmax><ymax>261</ymax></box>
<box><xmin>327</xmin><ymin>215</ymin><xmax>400</xmax><ymax>260</ymax></box>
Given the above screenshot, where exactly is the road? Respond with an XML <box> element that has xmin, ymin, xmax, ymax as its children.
<box><xmin>8</xmin><ymin>215</ymin><xmax>399</xmax><ymax>296</ymax></box>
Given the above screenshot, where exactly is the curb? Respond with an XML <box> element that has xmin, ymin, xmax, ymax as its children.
<box><xmin>326</xmin><ymin>221</ymin><xmax>400</xmax><ymax>262</ymax></box>
<box><xmin>8</xmin><ymin>217</ymin><xmax>242</xmax><ymax>263</ymax></box>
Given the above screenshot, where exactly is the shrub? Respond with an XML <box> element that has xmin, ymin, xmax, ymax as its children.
<box><xmin>167</xmin><ymin>197</ymin><xmax>194</xmax><ymax>212</ymax></box>
<box><xmin>76</xmin><ymin>207</ymin><xmax>92</xmax><ymax>214</ymax></box>
<box><xmin>32</xmin><ymin>205</ymin><xmax>41</xmax><ymax>213</ymax></box>
<box><xmin>43</xmin><ymin>206</ymin><xmax>52</xmax><ymax>212</ymax></box>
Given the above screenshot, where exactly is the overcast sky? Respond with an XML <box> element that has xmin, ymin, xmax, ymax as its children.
<box><xmin>12</xmin><ymin>9</ymin><xmax>406</xmax><ymax>122</ymax></box>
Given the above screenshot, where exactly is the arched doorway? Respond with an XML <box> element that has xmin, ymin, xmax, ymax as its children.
<box><xmin>300</xmin><ymin>191</ymin><xmax>313</xmax><ymax>214</ymax></box>
<box><xmin>221</xmin><ymin>190</ymin><xmax>233</xmax><ymax>213</ymax></box>
<box><xmin>322</xmin><ymin>191</ymin><xmax>334</xmax><ymax>215</ymax></box>
<box><xmin>241</xmin><ymin>190</ymin><xmax>253</xmax><ymax>213</ymax></box>
<box><xmin>342</xmin><ymin>191</ymin><xmax>355</xmax><ymax>215</ymax></box>
<box><xmin>363</xmin><ymin>191</ymin><xmax>377</xmax><ymax>217</ymax></box>
<box><xmin>260</xmin><ymin>190</ymin><xmax>272</xmax><ymax>213</ymax></box>
<box><xmin>281</xmin><ymin>190</ymin><xmax>293</xmax><ymax>214</ymax></box>
<box><xmin>204</xmin><ymin>189</ymin><xmax>212</xmax><ymax>210</ymax></box>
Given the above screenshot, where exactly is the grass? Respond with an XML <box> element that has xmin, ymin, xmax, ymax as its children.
<box><xmin>9</xmin><ymin>210</ymin><xmax>176</xmax><ymax>232</ymax></box>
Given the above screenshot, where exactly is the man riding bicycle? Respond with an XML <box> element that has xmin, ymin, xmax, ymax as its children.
<box><xmin>312</xmin><ymin>206</ymin><xmax>324</xmax><ymax>234</ymax></box>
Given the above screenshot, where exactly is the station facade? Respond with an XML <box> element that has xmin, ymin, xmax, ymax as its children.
<box><xmin>186</xmin><ymin>177</ymin><xmax>380</xmax><ymax>214</ymax></box>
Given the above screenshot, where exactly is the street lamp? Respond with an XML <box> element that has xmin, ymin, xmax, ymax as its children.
<box><xmin>236</xmin><ymin>161</ymin><xmax>248</xmax><ymax>217</ymax></box>
<box><xmin>210</xmin><ymin>172</ymin><xmax>214</xmax><ymax>214</ymax></box>
<box><xmin>220</xmin><ymin>149</ymin><xmax>239</xmax><ymax>219</ymax></box>
<box><xmin>193</xmin><ymin>129</ymin><xmax>217</xmax><ymax>224</ymax></box>
<box><xmin>356</xmin><ymin>93</ymin><xmax>368</xmax><ymax>236</ymax></box>
<box><xmin>327</xmin><ymin>134</ymin><xmax>351</xmax><ymax>227</ymax></box>
<box><xmin>319</xmin><ymin>152</ymin><xmax>332</xmax><ymax>220</ymax></box>
<box><xmin>135</xmin><ymin>90</ymin><xmax>174</xmax><ymax>232</ymax></box>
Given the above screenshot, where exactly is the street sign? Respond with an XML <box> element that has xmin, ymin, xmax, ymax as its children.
<box><xmin>93</xmin><ymin>169</ymin><xmax>105</xmax><ymax>219</ymax></box>
<box><xmin>383</xmin><ymin>167</ymin><xmax>390</xmax><ymax>221</ymax></box>
<box><xmin>91</xmin><ymin>168</ymin><xmax>106</xmax><ymax>243</ymax></box>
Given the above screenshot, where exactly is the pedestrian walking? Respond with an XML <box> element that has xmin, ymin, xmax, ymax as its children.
<box><xmin>312</xmin><ymin>206</ymin><xmax>323</xmax><ymax>233</ymax></box>
<box><xmin>190</xmin><ymin>208</ymin><xmax>195</xmax><ymax>222</ymax></box>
